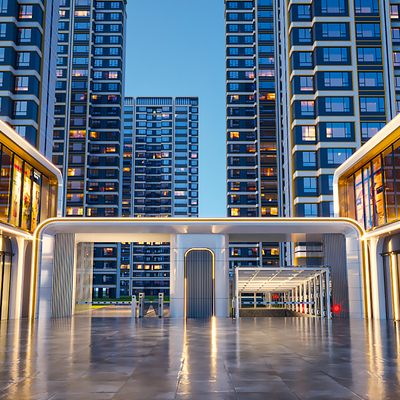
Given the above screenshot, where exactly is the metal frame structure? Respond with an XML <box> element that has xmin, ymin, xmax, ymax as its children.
<box><xmin>234</xmin><ymin>266</ymin><xmax>331</xmax><ymax>319</ymax></box>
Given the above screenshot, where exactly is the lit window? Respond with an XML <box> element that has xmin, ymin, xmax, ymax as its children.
<box><xmin>231</xmin><ymin>208</ymin><xmax>239</xmax><ymax>216</ymax></box>
<box><xmin>15</xmin><ymin>76</ymin><xmax>29</xmax><ymax>91</ymax></box>
<box><xmin>301</xmin><ymin>126</ymin><xmax>315</xmax><ymax>141</ymax></box>
<box><xmin>19</xmin><ymin>5</ymin><xmax>33</xmax><ymax>19</ymax></box>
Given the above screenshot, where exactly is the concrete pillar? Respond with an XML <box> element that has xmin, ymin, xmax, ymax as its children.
<box><xmin>253</xmin><ymin>292</ymin><xmax>257</xmax><ymax>309</ymax></box>
<box><xmin>308</xmin><ymin>280</ymin><xmax>312</xmax><ymax>315</ymax></box>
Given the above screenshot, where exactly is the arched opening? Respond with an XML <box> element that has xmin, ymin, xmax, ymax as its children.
<box><xmin>185</xmin><ymin>249</ymin><xmax>214</xmax><ymax>318</ymax></box>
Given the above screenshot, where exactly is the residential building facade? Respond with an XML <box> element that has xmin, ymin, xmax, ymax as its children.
<box><xmin>52</xmin><ymin>0</ymin><xmax>127</xmax><ymax>299</ymax></box>
<box><xmin>117</xmin><ymin>97</ymin><xmax>199</xmax><ymax>298</ymax></box>
<box><xmin>0</xmin><ymin>0</ymin><xmax>59</xmax><ymax>158</ymax></box>
<box><xmin>225</xmin><ymin>0</ymin><xmax>281</xmax><ymax>268</ymax></box>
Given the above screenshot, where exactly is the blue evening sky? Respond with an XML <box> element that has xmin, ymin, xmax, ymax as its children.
<box><xmin>125</xmin><ymin>0</ymin><xmax>227</xmax><ymax>217</ymax></box>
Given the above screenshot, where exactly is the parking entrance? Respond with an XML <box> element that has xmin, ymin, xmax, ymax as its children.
<box><xmin>233</xmin><ymin>267</ymin><xmax>333</xmax><ymax>318</ymax></box>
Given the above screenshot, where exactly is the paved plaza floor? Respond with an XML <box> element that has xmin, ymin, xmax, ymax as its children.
<box><xmin>0</xmin><ymin>307</ymin><xmax>400</xmax><ymax>399</ymax></box>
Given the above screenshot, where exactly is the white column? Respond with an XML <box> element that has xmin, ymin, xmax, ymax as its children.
<box><xmin>235</xmin><ymin>268</ymin><xmax>239</xmax><ymax>319</ymax></box>
<box><xmin>8</xmin><ymin>237</ymin><xmax>27</xmax><ymax>320</ymax></box>
<box><xmin>319</xmin><ymin>274</ymin><xmax>324</xmax><ymax>318</ymax></box>
<box><xmin>368</xmin><ymin>238</ymin><xmax>387</xmax><ymax>319</ymax></box>
<box><xmin>326</xmin><ymin>270</ymin><xmax>331</xmax><ymax>319</ymax></box>
<box><xmin>308</xmin><ymin>280</ymin><xmax>312</xmax><ymax>315</ymax></box>
<box><xmin>345</xmin><ymin>233</ymin><xmax>365</xmax><ymax>318</ymax></box>
<box><xmin>253</xmin><ymin>292</ymin><xmax>257</xmax><ymax>309</ymax></box>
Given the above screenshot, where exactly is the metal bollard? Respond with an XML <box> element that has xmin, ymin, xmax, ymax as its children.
<box><xmin>139</xmin><ymin>293</ymin><xmax>145</xmax><ymax>318</ymax></box>
<box><xmin>131</xmin><ymin>295</ymin><xmax>136</xmax><ymax>318</ymax></box>
<box><xmin>158</xmin><ymin>293</ymin><xmax>164</xmax><ymax>318</ymax></box>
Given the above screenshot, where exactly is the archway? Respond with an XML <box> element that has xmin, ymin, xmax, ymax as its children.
<box><xmin>185</xmin><ymin>249</ymin><xmax>214</xmax><ymax>318</ymax></box>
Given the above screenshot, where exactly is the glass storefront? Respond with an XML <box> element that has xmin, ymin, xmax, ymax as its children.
<box><xmin>340</xmin><ymin>139</ymin><xmax>400</xmax><ymax>231</ymax></box>
<box><xmin>0</xmin><ymin>144</ymin><xmax>57</xmax><ymax>232</ymax></box>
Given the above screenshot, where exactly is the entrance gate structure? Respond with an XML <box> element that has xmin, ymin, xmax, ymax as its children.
<box><xmin>234</xmin><ymin>266</ymin><xmax>332</xmax><ymax>319</ymax></box>
<box><xmin>29</xmin><ymin>217</ymin><xmax>366</xmax><ymax>319</ymax></box>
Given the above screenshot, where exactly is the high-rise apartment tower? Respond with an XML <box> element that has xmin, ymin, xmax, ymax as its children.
<box><xmin>0</xmin><ymin>0</ymin><xmax>59</xmax><ymax>158</ymax></box>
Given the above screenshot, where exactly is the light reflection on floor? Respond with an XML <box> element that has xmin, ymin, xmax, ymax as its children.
<box><xmin>0</xmin><ymin>307</ymin><xmax>399</xmax><ymax>399</ymax></box>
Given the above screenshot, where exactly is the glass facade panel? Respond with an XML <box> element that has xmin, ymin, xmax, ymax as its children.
<box><xmin>363</xmin><ymin>165</ymin><xmax>373</xmax><ymax>230</ymax></box>
<box><xmin>372</xmin><ymin>156</ymin><xmax>385</xmax><ymax>226</ymax></box>
<box><xmin>0</xmin><ymin>145</ymin><xmax>56</xmax><ymax>232</ymax></box>
<box><xmin>10</xmin><ymin>155</ymin><xmax>23</xmax><ymax>227</ymax></box>
<box><xmin>355</xmin><ymin>170</ymin><xmax>364</xmax><ymax>228</ymax></box>
<box><xmin>0</xmin><ymin>147</ymin><xmax>12</xmax><ymax>222</ymax></box>
<box><xmin>383</xmin><ymin>147</ymin><xmax>396</xmax><ymax>222</ymax></box>
<box><xmin>394</xmin><ymin>140</ymin><xmax>400</xmax><ymax>220</ymax></box>
<box><xmin>21</xmin><ymin>164</ymin><xmax>32</xmax><ymax>231</ymax></box>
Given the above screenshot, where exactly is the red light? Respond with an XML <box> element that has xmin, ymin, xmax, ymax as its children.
<box><xmin>333</xmin><ymin>305</ymin><xmax>340</xmax><ymax>313</ymax></box>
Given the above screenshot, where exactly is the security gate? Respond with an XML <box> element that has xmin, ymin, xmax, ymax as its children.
<box><xmin>185</xmin><ymin>249</ymin><xmax>214</xmax><ymax>318</ymax></box>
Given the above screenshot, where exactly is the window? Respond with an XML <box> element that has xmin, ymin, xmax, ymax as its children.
<box><xmin>111</xmin><ymin>1</ymin><xmax>120</xmax><ymax>8</ymax></box>
<box><xmin>14</xmin><ymin>101</ymin><xmax>28</xmax><ymax>116</ymax></box>
<box><xmin>325</xmin><ymin>97</ymin><xmax>350</xmax><ymax>113</ymax></box>
<box><xmin>109</xmin><ymin>59</ymin><xmax>118</xmax><ymax>67</ymax></box>
<box><xmin>95</xmin><ymin>36</ymin><xmax>103</xmax><ymax>44</ymax></box>
<box><xmin>391</xmin><ymin>5</ymin><xmax>400</xmax><ymax>19</ymax></box>
<box><xmin>324</xmin><ymin>72</ymin><xmax>349</xmax><ymax>87</ymax></box>
<box><xmin>327</xmin><ymin>148</ymin><xmax>353</xmax><ymax>165</ymax></box>
<box><xmin>299</xmin><ymin>52</ymin><xmax>312</xmax><ymax>67</ymax></box>
<box><xmin>357</xmin><ymin>47</ymin><xmax>382</xmax><ymax>63</ymax></box>
<box><xmin>300</xmin><ymin>101</ymin><xmax>314</xmax><ymax>116</ymax></box>
<box><xmin>0</xmin><ymin>0</ymin><xmax>7</xmax><ymax>13</ymax></box>
<box><xmin>228</xmin><ymin>24</ymin><xmax>238</xmax><ymax>32</ymax></box>
<box><xmin>228</xmin><ymin>36</ymin><xmax>238</xmax><ymax>44</ymax></box>
<box><xmin>361</xmin><ymin>122</ymin><xmax>384</xmax><ymax>139</ymax></box>
<box><xmin>109</xmin><ymin>36</ymin><xmax>119</xmax><ymax>43</ymax></box>
<box><xmin>74</xmin><ymin>45</ymin><xmax>89</xmax><ymax>53</ymax></box>
<box><xmin>322</xmin><ymin>23</ymin><xmax>347</xmax><ymax>38</ymax></box>
<box><xmin>304</xmin><ymin>204</ymin><xmax>318</xmax><ymax>217</ymax></box>
<box><xmin>96</xmin><ymin>24</ymin><xmax>104</xmax><ymax>32</ymax></box>
<box><xmin>300</xmin><ymin>76</ymin><xmax>313</xmax><ymax>91</ymax></box>
<box><xmin>356</xmin><ymin>23</ymin><xmax>380</xmax><ymax>38</ymax></box>
<box><xmin>0</xmin><ymin>48</ymin><xmax>4</xmax><ymax>62</ymax></box>
<box><xmin>110</xmin><ymin>25</ymin><xmax>120</xmax><ymax>32</ymax></box>
<box><xmin>298</xmin><ymin>28</ymin><xmax>311</xmax><ymax>43</ymax></box>
<box><xmin>15</xmin><ymin>76</ymin><xmax>29</xmax><ymax>91</ymax></box>
<box><xmin>111</xmin><ymin>13</ymin><xmax>120</xmax><ymax>20</ymax></box>
<box><xmin>360</xmin><ymin>97</ymin><xmax>385</xmax><ymax>113</ymax></box>
<box><xmin>109</xmin><ymin>48</ymin><xmax>119</xmax><ymax>55</ymax></box>
<box><xmin>17</xmin><ymin>52</ymin><xmax>30</xmax><ymax>66</ymax></box>
<box><xmin>355</xmin><ymin>0</ymin><xmax>379</xmax><ymax>14</ymax></box>
<box><xmin>228</xmin><ymin>13</ymin><xmax>238</xmax><ymax>20</ymax></box>
<box><xmin>94</xmin><ymin>59</ymin><xmax>103</xmax><ymax>67</ymax></box>
<box><xmin>0</xmin><ymin>72</ymin><xmax>3</xmax><ymax>86</ymax></box>
<box><xmin>302</xmin><ymin>151</ymin><xmax>316</xmax><ymax>167</ymax></box>
<box><xmin>302</xmin><ymin>126</ymin><xmax>315</xmax><ymax>141</ymax></box>
<box><xmin>19</xmin><ymin>5</ymin><xmax>33</xmax><ymax>19</ymax></box>
<box><xmin>73</xmin><ymin>57</ymin><xmax>88</xmax><ymax>65</ymax></box>
<box><xmin>96</xmin><ymin>12</ymin><xmax>104</xmax><ymax>20</ymax></box>
<box><xmin>244</xmin><ymin>59</ymin><xmax>254</xmax><ymax>67</ymax></box>
<box><xmin>394</xmin><ymin>52</ymin><xmax>400</xmax><ymax>66</ymax></box>
<box><xmin>227</xmin><ymin>1</ymin><xmax>238</xmax><ymax>8</ymax></box>
<box><xmin>303</xmin><ymin>177</ymin><xmax>317</xmax><ymax>193</ymax></box>
<box><xmin>229</xmin><ymin>59</ymin><xmax>238</xmax><ymax>67</ymax></box>
<box><xmin>323</xmin><ymin>47</ymin><xmax>347</xmax><ymax>62</ymax></box>
<box><xmin>228</xmin><ymin>47</ymin><xmax>238</xmax><ymax>56</ymax></box>
<box><xmin>298</xmin><ymin>5</ymin><xmax>310</xmax><ymax>18</ymax></box>
<box><xmin>0</xmin><ymin>23</ymin><xmax>5</xmax><ymax>37</ymax></box>
<box><xmin>393</xmin><ymin>28</ymin><xmax>400</xmax><ymax>42</ymax></box>
<box><xmin>94</xmin><ymin>48</ymin><xmax>103</xmax><ymax>55</ymax></box>
<box><xmin>326</xmin><ymin>122</ymin><xmax>352</xmax><ymax>138</ymax></box>
<box><xmin>359</xmin><ymin>72</ymin><xmax>383</xmax><ymax>87</ymax></box>
<box><xmin>19</xmin><ymin>28</ymin><xmax>31</xmax><ymax>43</ymax></box>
